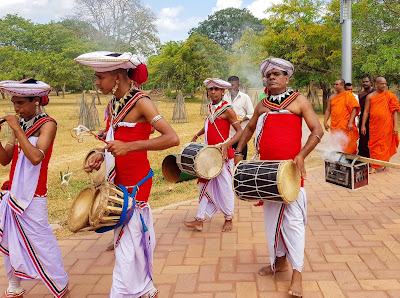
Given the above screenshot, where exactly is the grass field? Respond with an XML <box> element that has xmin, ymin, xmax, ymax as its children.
<box><xmin>0</xmin><ymin>89</ymin><xmax>325</xmax><ymax>238</ymax></box>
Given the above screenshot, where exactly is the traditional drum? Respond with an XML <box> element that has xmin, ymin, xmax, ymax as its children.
<box><xmin>68</xmin><ymin>186</ymin><xmax>96</xmax><ymax>232</ymax></box>
<box><xmin>176</xmin><ymin>142</ymin><xmax>223</xmax><ymax>180</ymax></box>
<box><xmin>89</xmin><ymin>182</ymin><xmax>133</xmax><ymax>228</ymax></box>
<box><xmin>233</xmin><ymin>160</ymin><xmax>301</xmax><ymax>203</ymax></box>
<box><xmin>162</xmin><ymin>154</ymin><xmax>197</xmax><ymax>183</ymax></box>
<box><xmin>83</xmin><ymin>148</ymin><xmax>106</xmax><ymax>186</ymax></box>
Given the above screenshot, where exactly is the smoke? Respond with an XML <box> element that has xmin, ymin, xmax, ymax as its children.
<box><xmin>320</xmin><ymin>130</ymin><xmax>351</xmax><ymax>164</ymax></box>
<box><xmin>301</xmin><ymin>120</ymin><xmax>350</xmax><ymax>164</ymax></box>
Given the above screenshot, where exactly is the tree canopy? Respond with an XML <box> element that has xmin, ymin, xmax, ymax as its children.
<box><xmin>0</xmin><ymin>14</ymin><xmax>97</xmax><ymax>94</ymax></box>
<box><xmin>147</xmin><ymin>33</ymin><xmax>229</xmax><ymax>93</ymax></box>
<box><xmin>189</xmin><ymin>8</ymin><xmax>264</xmax><ymax>51</ymax></box>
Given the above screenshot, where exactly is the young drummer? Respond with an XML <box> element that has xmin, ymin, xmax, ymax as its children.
<box><xmin>0</xmin><ymin>79</ymin><xmax>68</xmax><ymax>297</ymax></box>
<box><xmin>75</xmin><ymin>51</ymin><xmax>179</xmax><ymax>297</ymax></box>
<box><xmin>183</xmin><ymin>78</ymin><xmax>242</xmax><ymax>232</ymax></box>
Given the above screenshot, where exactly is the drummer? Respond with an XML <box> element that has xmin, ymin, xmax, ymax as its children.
<box><xmin>75</xmin><ymin>51</ymin><xmax>179</xmax><ymax>297</ymax></box>
<box><xmin>0</xmin><ymin>79</ymin><xmax>68</xmax><ymax>297</ymax></box>
<box><xmin>234</xmin><ymin>58</ymin><xmax>323</xmax><ymax>297</ymax></box>
<box><xmin>183</xmin><ymin>78</ymin><xmax>242</xmax><ymax>232</ymax></box>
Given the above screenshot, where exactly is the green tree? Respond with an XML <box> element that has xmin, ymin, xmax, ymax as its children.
<box><xmin>189</xmin><ymin>8</ymin><xmax>264</xmax><ymax>51</ymax></box>
<box><xmin>0</xmin><ymin>14</ymin><xmax>97</xmax><ymax>94</ymax></box>
<box><xmin>352</xmin><ymin>0</ymin><xmax>400</xmax><ymax>85</ymax></box>
<box><xmin>236</xmin><ymin>0</ymin><xmax>342</xmax><ymax>110</ymax></box>
<box><xmin>147</xmin><ymin>34</ymin><xmax>229</xmax><ymax>93</ymax></box>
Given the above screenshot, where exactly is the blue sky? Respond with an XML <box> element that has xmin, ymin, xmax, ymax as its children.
<box><xmin>0</xmin><ymin>0</ymin><xmax>282</xmax><ymax>43</ymax></box>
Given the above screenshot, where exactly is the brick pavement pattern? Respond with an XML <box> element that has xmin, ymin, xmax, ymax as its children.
<box><xmin>1</xmin><ymin>165</ymin><xmax>400</xmax><ymax>297</ymax></box>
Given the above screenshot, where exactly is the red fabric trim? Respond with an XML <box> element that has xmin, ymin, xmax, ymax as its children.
<box><xmin>24</xmin><ymin>117</ymin><xmax>55</xmax><ymax>138</ymax></box>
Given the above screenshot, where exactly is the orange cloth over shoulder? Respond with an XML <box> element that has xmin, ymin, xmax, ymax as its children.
<box><xmin>330</xmin><ymin>91</ymin><xmax>360</xmax><ymax>154</ymax></box>
<box><xmin>368</xmin><ymin>90</ymin><xmax>400</xmax><ymax>168</ymax></box>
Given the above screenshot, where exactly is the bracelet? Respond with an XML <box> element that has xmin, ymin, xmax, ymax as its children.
<box><xmin>38</xmin><ymin>148</ymin><xmax>45</xmax><ymax>160</ymax></box>
<box><xmin>150</xmin><ymin>114</ymin><xmax>163</xmax><ymax>126</ymax></box>
<box><xmin>234</xmin><ymin>151</ymin><xmax>244</xmax><ymax>157</ymax></box>
<box><xmin>6</xmin><ymin>143</ymin><xmax>14</xmax><ymax>147</ymax></box>
<box><xmin>231</xmin><ymin>121</ymin><xmax>239</xmax><ymax>125</ymax></box>
<box><xmin>310</xmin><ymin>133</ymin><xmax>321</xmax><ymax>143</ymax></box>
<box><xmin>194</xmin><ymin>134</ymin><xmax>199</xmax><ymax>139</ymax></box>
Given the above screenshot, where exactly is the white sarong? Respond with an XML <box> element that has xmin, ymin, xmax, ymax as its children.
<box><xmin>106</xmin><ymin>123</ymin><xmax>158</xmax><ymax>298</ymax></box>
<box><xmin>0</xmin><ymin>137</ymin><xmax>68</xmax><ymax>297</ymax></box>
<box><xmin>195</xmin><ymin>160</ymin><xmax>235</xmax><ymax>221</ymax></box>
<box><xmin>263</xmin><ymin>188</ymin><xmax>307</xmax><ymax>272</ymax></box>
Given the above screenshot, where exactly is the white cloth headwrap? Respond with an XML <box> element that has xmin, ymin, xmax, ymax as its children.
<box><xmin>203</xmin><ymin>78</ymin><xmax>231</xmax><ymax>89</ymax></box>
<box><xmin>260</xmin><ymin>58</ymin><xmax>294</xmax><ymax>77</ymax></box>
<box><xmin>74</xmin><ymin>51</ymin><xmax>142</xmax><ymax>72</ymax></box>
<box><xmin>0</xmin><ymin>80</ymin><xmax>51</xmax><ymax>97</ymax></box>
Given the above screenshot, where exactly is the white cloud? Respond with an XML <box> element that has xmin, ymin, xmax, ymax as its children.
<box><xmin>246</xmin><ymin>0</ymin><xmax>283</xmax><ymax>19</ymax></box>
<box><xmin>212</xmin><ymin>0</ymin><xmax>243</xmax><ymax>13</ymax></box>
<box><xmin>0</xmin><ymin>0</ymin><xmax>75</xmax><ymax>23</ymax></box>
<box><xmin>155</xmin><ymin>6</ymin><xmax>202</xmax><ymax>43</ymax></box>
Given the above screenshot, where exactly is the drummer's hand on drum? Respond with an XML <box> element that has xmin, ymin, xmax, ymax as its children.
<box><xmin>219</xmin><ymin>143</ymin><xmax>229</xmax><ymax>160</ymax></box>
<box><xmin>294</xmin><ymin>154</ymin><xmax>306</xmax><ymax>179</ymax></box>
<box><xmin>105</xmin><ymin>140</ymin><xmax>130</xmax><ymax>156</ymax></box>
<box><xmin>88</xmin><ymin>152</ymin><xmax>104</xmax><ymax>171</ymax></box>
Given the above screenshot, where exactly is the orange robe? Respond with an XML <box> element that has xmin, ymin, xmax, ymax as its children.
<box><xmin>368</xmin><ymin>91</ymin><xmax>400</xmax><ymax>168</ymax></box>
<box><xmin>330</xmin><ymin>91</ymin><xmax>360</xmax><ymax>154</ymax></box>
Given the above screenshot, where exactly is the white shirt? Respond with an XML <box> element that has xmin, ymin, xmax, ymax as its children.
<box><xmin>223</xmin><ymin>90</ymin><xmax>254</xmax><ymax>138</ymax></box>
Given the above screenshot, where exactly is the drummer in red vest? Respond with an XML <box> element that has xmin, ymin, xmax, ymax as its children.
<box><xmin>235</xmin><ymin>58</ymin><xmax>323</xmax><ymax>297</ymax></box>
<box><xmin>75</xmin><ymin>51</ymin><xmax>179</xmax><ymax>298</ymax></box>
<box><xmin>183</xmin><ymin>78</ymin><xmax>242</xmax><ymax>232</ymax></box>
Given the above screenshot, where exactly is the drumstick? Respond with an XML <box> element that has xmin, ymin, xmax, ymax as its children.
<box><xmin>71</xmin><ymin>125</ymin><xmax>109</xmax><ymax>144</ymax></box>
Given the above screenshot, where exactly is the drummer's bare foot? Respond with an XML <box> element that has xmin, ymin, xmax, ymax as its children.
<box><xmin>183</xmin><ymin>220</ymin><xmax>203</xmax><ymax>231</ymax></box>
<box><xmin>222</xmin><ymin>220</ymin><xmax>232</xmax><ymax>232</ymax></box>
<box><xmin>106</xmin><ymin>241</ymin><xmax>114</xmax><ymax>251</ymax></box>
<box><xmin>288</xmin><ymin>270</ymin><xmax>303</xmax><ymax>297</ymax></box>
<box><xmin>258</xmin><ymin>256</ymin><xmax>288</xmax><ymax>276</ymax></box>
<box><xmin>369</xmin><ymin>168</ymin><xmax>377</xmax><ymax>174</ymax></box>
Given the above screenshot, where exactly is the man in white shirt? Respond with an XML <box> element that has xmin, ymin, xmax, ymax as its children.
<box><xmin>223</xmin><ymin>76</ymin><xmax>254</xmax><ymax>159</ymax></box>
<box><xmin>345</xmin><ymin>82</ymin><xmax>360</xmax><ymax>127</ymax></box>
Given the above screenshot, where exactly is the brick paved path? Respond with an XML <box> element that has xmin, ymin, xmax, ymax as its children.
<box><xmin>1</xmin><ymin>164</ymin><xmax>400</xmax><ymax>297</ymax></box>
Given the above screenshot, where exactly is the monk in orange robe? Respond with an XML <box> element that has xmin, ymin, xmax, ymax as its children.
<box><xmin>361</xmin><ymin>77</ymin><xmax>399</xmax><ymax>173</ymax></box>
<box><xmin>324</xmin><ymin>79</ymin><xmax>360</xmax><ymax>154</ymax></box>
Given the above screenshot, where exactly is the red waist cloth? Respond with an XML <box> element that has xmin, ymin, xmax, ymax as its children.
<box><xmin>259</xmin><ymin>113</ymin><xmax>303</xmax><ymax>186</ymax></box>
<box><xmin>8</xmin><ymin>142</ymin><xmax>53</xmax><ymax>196</ymax></box>
<box><xmin>207</xmin><ymin>118</ymin><xmax>234</xmax><ymax>159</ymax></box>
<box><xmin>114</xmin><ymin>122</ymin><xmax>152</xmax><ymax>202</ymax></box>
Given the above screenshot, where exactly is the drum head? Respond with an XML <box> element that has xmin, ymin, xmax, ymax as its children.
<box><xmin>84</xmin><ymin>148</ymin><xmax>106</xmax><ymax>186</ymax></box>
<box><xmin>195</xmin><ymin>146</ymin><xmax>223</xmax><ymax>179</ymax></box>
<box><xmin>89</xmin><ymin>188</ymin><xmax>103</xmax><ymax>226</ymax></box>
<box><xmin>277</xmin><ymin>160</ymin><xmax>301</xmax><ymax>203</ymax></box>
<box><xmin>68</xmin><ymin>186</ymin><xmax>95</xmax><ymax>232</ymax></box>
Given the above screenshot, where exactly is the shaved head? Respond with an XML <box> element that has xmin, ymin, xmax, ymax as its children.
<box><xmin>375</xmin><ymin>77</ymin><xmax>387</xmax><ymax>92</ymax></box>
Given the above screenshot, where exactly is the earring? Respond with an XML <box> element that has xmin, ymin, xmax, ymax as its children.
<box><xmin>130</xmin><ymin>81</ymin><xmax>135</xmax><ymax>90</ymax></box>
<box><xmin>35</xmin><ymin>102</ymin><xmax>40</xmax><ymax>115</ymax></box>
<box><xmin>111</xmin><ymin>80</ymin><xmax>119</xmax><ymax>95</ymax></box>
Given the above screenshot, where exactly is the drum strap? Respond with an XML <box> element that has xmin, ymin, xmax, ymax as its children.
<box><xmin>95</xmin><ymin>168</ymin><xmax>154</xmax><ymax>234</ymax></box>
